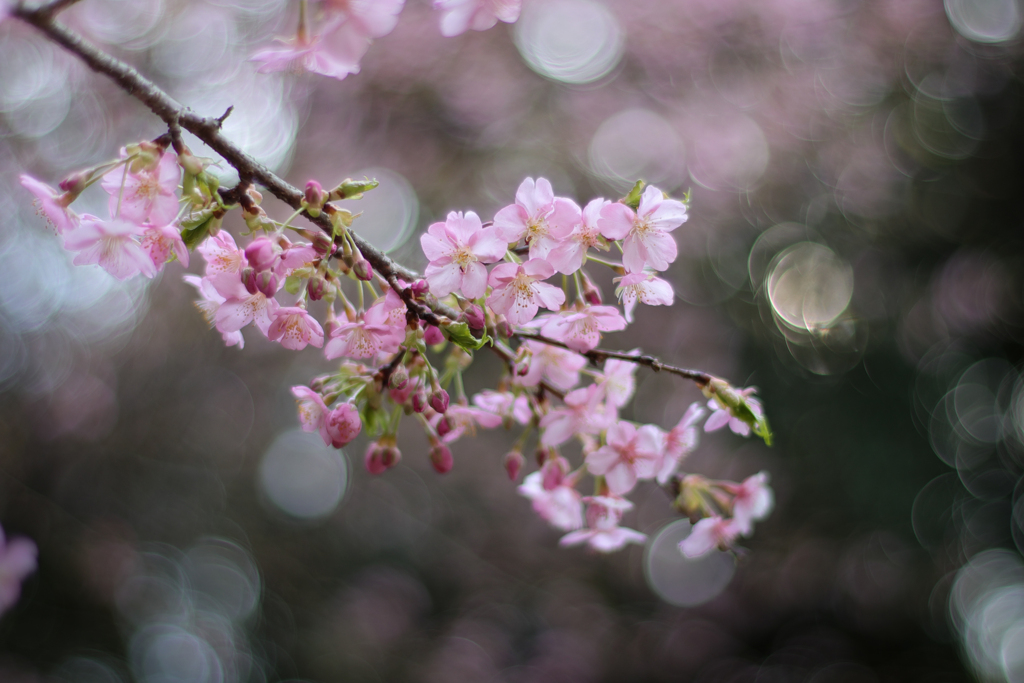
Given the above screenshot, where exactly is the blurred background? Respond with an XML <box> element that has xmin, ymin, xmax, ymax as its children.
<box><xmin>2</xmin><ymin>0</ymin><xmax>1024</xmax><ymax>680</ymax></box>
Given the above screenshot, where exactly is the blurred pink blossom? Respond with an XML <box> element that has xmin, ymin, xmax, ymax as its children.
<box><xmin>679</xmin><ymin>516</ymin><xmax>741</xmax><ymax>558</ymax></box>
<box><xmin>64</xmin><ymin>217</ymin><xmax>156</xmax><ymax>280</ymax></box>
<box><xmin>559</xmin><ymin>496</ymin><xmax>646</xmax><ymax>553</ymax></box>
<box><xmin>0</xmin><ymin>526</ymin><xmax>36</xmax><ymax>616</ymax></box>
<box><xmin>433</xmin><ymin>0</ymin><xmax>521</xmax><ymax>37</ymax></box>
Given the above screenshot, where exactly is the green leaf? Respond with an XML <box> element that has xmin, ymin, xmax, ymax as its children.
<box><xmin>622</xmin><ymin>180</ymin><xmax>646</xmax><ymax>210</ymax></box>
<box><xmin>284</xmin><ymin>275</ymin><xmax>303</xmax><ymax>295</ymax></box>
<box><xmin>441</xmin><ymin>321</ymin><xmax>490</xmax><ymax>352</ymax></box>
<box><xmin>180</xmin><ymin>216</ymin><xmax>213</xmax><ymax>251</ymax></box>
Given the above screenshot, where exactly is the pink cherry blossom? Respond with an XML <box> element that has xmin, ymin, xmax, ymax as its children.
<box><xmin>541</xmin><ymin>304</ymin><xmax>626</xmax><ymax>353</ymax></box>
<box><xmin>728</xmin><ymin>471</ymin><xmax>774</xmax><ymax>535</ymax></box>
<box><xmin>183</xmin><ymin>275</ymin><xmax>245</xmax><ymax>348</ymax></box>
<box><xmin>613</xmin><ymin>271</ymin><xmax>674</xmax><ymax>323</ymax></box>
<box><xmin>102</xmin><ymin>150</ymin><xmax>180</xmax><ymax>228</ymax></box>
<box><xmin>199</xmin><ymin>231</ymin><xmax>248</xmax><ymax>298</ymax></box>
<box><xmin>433</xmin><ymin>0</ymin><xmax>521</xmax><ymax>37</ymax></box>
<box><xmin>0</xmin><ymin>526</ymin><xmax>37</xmax><ymax>616</ymax></box>
<box><xmin>679</xmin><ymin>516</ymin><xmax>742</xmax><ymax>558</ymax></box>
<box><xmin>20</xmin><ymin>174</ymin><xmax>79</xmax><ymax>235</ymax></box>
<box><xmin>585</xmin><ymin>420</ymin><xmax>664</xmax><ymax>495</ymax></box>
<box><xmin>324</xmin><ymin>304</ymin><xmax>403</xmax><ymax>359</ymax></box>
<box><xmin>268</xmin><ymin>306</ymin><xmax>325</xmax><ymax>350</ymax></box>
<box><xmin>63</xmin><ymin>217</ymin><xmax>157</xmax><ymax>281</ymax></box>
<box><xmin>599</xmin><ymin>186</ymin><xmax>687</xmax><ymax>273</ymax></box>
<box><xmin>518</xmin><ymin>471</ymin><xmax>584</xmax><ymax>531</ymax></box>
<box><xmin>420</xmin><ymin>210</ymin><xmax>505</xmax><ymax>298</ymax></box>
<box><xmin>141</xmin><ymin>223</ymin><xmax>189</xmax><ymax>270</ymax></box>
<box><xmin>493</xmin><ymin>178</ymin><xmax>576</xmax><ymax>260</ymax></box>
<box><xmin>486</xmin><ymin>258</ymin><xmax>565</xmax><ymax>327</ymax></box>
<box><xmin>471</xmin><ymin>390</ymin><xmax>531</xmax><ymax>425</ymax></box>
<box><xmin>515</xmin><ymin>339</ymin><xmax>586</xmax><ymax>391</ymax></box>
<box><xmin>215</xmin><ymin>287</ymin><xmax>280</xmax><ymax>337</ymax></box>
<box><xmin>704</xmin><ymin>387</ymin><xmax>763</xmax><ymax>437</ymax></box>
<box><xmin>547</xmin><ymin>198</ymin><xmax>614</xmax><ymax>275</ymax></box>
<box><xmin>437</xmin><ymin>402</ymin><xmax>503</xmax><ymax>443</ymax></box>
<box><xmin>597</xmin><ymin>356</ymin><xmax>638</xmax><ymax>408</ymax></box>
<box><xmin>656</xmin><ymin>402</ymin><xmax>705</xmax><ymax>484</ymax></box>
<box><xmin>540</xmin><ymin>384</ymin><xmax>616</xmax><ymax>447</ymax></box>
<box><xmin>559</xmin><ymin>496</ymin><xmax>646</xmax><ymax>553</ymax></box>
<box><xmin>251</xmin><ymin>32</ymin><xmax>367</xmax><ymax>80</ymax></box>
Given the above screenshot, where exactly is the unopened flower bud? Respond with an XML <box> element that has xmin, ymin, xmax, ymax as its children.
<box><xmin>245</xmin><ymin>236</ymin><xmax>277</xmax><ymax>271</ymax></box>
<box><xmin>253</xmin><ymin>271</ymin><xmax>278</xmax><ymax>297</ymax></box>
<box><xmin>462</xmin><ymin>304</ymin><xmax>485</xmax><ymax>330</ymax></box>
<box><xmin>307</xmin><ymin>276</ymin><xmax>327</xmax><ymax>301</ymax></box>
<box><xmin>436</xmin><ymin>416</ymin><xmax>454</xmax><ymax>437</ymax></box>
<box><xmin>353</xmin><ymin>259</ymin><xmax>373</xmax><ymax>281</ymax></box>
<box><xmin>503</xmin><ymin>451</ymin><xmax>525</xmax><ymax>481</ymax></box>
<box><xmin>127</xmin><ymin>140</ymin><xmax>161</xmax><ymax>173</ymax></box>
<box><xmin>412</xmin><ymin>391</ymin><xmax>427</xmax><ymax>413</ymax></box>
<box><xmin>535</xmin><ymin>447</ymin><xmax>550</xmax><ymax>466</ymax></box>
<box><xmin>541</xmin><ymin>456</ymin><xmax>569</xmax><ymax>491</ymax></box>
<box><xmin>178</xmin><ymin>151</ymin><xmax>205</xmax><ymax>176</ymax></box>
<box><xmin>581</xmin><ymin>272</ymin><xmax>603</xmax><ymax>306</ymax></box>
<box><xmin>324</xmin><ymin>403</ymin><xmax>361</xmax><ymax>447</ymax></box>
<box><xmin>242</xmin><ymin>267</ymin><xmax>258</xmax><ymax>294</ymax></box>
<box><xmin>429</xmin><ymin>389</ymin><xmax>449</xmax><ymax>414</ymax></box>
<box><xmin>423</xmin><ymin>325</ymin><xmax>444</xmax><ymax>346</ymax></box>
<box><xmin>311</xmin><ymin>232</ymin><xmax>333</xmax><ymax>257</ymax></box>
<box><xmin>58</xmin><ymin>171</ymin><xmax>88</xmax><ymax>197</ymax></box>
<box><xmin>495</xmin><ymin>315</ymin><xmax>512</xmax><ymax>339</ymax></box>
<box><xmin>388</xmin><ymin>366</ymin><xmax>409</xmax><ymax>391</ymax></box>
<box><xmin>429</xmin><ymin>443</ymin><xmax>454</xmax><ymax>474</ymax></box>
<box><xmin>410</xmin><ymin>280</ymin><xmax>429</xmax><ymax>297</ymax></box>
<box><xmin>304</xmin><ymin>180</ymin><xmax>326</xmax><ymax>216</ymax></box>
<box><xmin>365</xmin><ymin>441</ymin><xmax>400</xmax><ymax>475</ymax></box>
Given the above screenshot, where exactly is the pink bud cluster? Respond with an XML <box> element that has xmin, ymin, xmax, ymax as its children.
<box><xmin>251</xmin><ymin>0</ymin><xmax>522</xmax><ymax>80</ymax></box>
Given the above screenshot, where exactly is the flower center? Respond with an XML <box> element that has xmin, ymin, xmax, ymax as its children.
<box><xmin>526</xmin><ymin>217</ymin><xmax>548</xmax><ymax>242</ymax></box>
<box><xmin>453</xmin><ymin>245</ymin><xmax>475</xmax><ymax>268</ymax></box>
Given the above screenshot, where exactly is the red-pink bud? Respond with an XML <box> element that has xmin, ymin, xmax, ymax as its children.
<box><xmin>503</xmin><ymin>451</ymin><xmax>525</xmax><ymax>481</ymax></box>
<box><xmin>311</xmin><ymin>232</ymin><xmax>333</xmax><ymax>257</ymax></box>
<box><xmin>324</xmin><ymin>403</ymin><xmax>361</xmax><ymax>448</ymax></box>
<box><xmin>535</xmin><ymin>447</ymin><xmax>550</xmax><ymax>466</ymax></box>
<box><xmin>58</xmin><ymin>171</ymin><xmax>88</xmax><ymax>196</ymax></box>
<box><xmin>495</xmin><ymin>315</ymin><xmax>512</xmax><ymax>339</ymax></box>
<box><xmin>410</xmin><ymin>279</ymin><xmax>429</xmax><ymax>297</ymax></box>
<box><xmin>429</xmin><ymin>389</ymin><xmax>449</xmax><ymax>414</ymax></box>
<box><xmin>353</xmin><ymin>259</ymin><xmax>373</xmax><ymax>281</ymax></box>
<box><xmin>429</xmin><ymin>444</ymin><xmax>454</xmax><ymax>474</ymax></box>
<box><xmin>242</xmin><ymin>267</ymin><xmax>258</xmax><ymax>294</ymax></box>
<box><xmin>462</xmin><ymin>304</ymin><xmax>485</xmax><ymax>330</ymax></box>
<box><xmin>411</xmin><ymin>391</ymin><xmax>427</xmax><ymax>414</ymax></box>
<box><xmin>581</xmin><ymin>272</ymin><xmax>603</xmax><ymax>306</ymax></box>
<box><xmin>541</xmin><ymin>456</ymin><xmax>569</xmax><ymax>491</ymax></box>
<box><xmin>382</xmin><ymin>445</ymin><xmax>401</xmax><ymax>469</ymax></box>
<box><xmin>245</xmin><ymin>236</ymin><xmax>277</xmax><ymax>271</ymax></box>
<box><xmin>307</xmin><ymin>276</ymin><xmax>327</xmax><ymax>301</ymax></box>
<box><xmin>253</xmin><ymin>271</ymin><xmax>278</xmax><ymax>297</ymax></box>
<box><xmin>304</xmin><ymin>180</ymin><xmax>326</xmax><ymax>210</ymax></box>
<box><xmin>365</xmin><ymin>442</ymin><xmax>388</xmax><ymax>475</ymax></box>
<box><xmin>436</xmin><ymin>416</ymin><xmax>454</xmax><ymax>437</ymax></box>
<box><xmin>423</xmin><ymin>325</ymin><xmax>444</xmax><ymax>346</ymax></box>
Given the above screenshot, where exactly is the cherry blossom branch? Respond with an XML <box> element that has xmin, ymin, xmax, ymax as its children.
<box><xmin>9</xmin><ymin>5</ymin><xmax>454</xmax><ymax>314</ymax></box>
<box><xmin>514</xmin><ymin>332</ymin><xmax>712</xmax><ymax>387</ymax></box>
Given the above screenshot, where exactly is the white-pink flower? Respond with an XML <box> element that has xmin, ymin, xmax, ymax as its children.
<box><xmin>215</xmin><ymin>287</ymin><xmax>280</xmax><ymax>337</ymax></box>
<box><xmin>613</xmin><ymin>271</ymin><xmax>674</xmax><ymax>323</ymax></box>
<box><xmin>102</xmin><ymin>150</ymin><xmax>180</xmax><ymax>228</ymax></box>
<box><xmin>251</xmin><ymin>32</ymin><xmax>366</xmax><ymax>80</ymax></box>
<box><xmin>599</xmin><ymin>186</ymin><xmax>687</xmax><ymax>273</ymax></box>
<box><xmin>141</xmin><ymin>223</ymin><xmax>189</xmax><ymax>270</ymax></box>
<box><xmin>63</xmin><ymin>217</ymin><xmax>157</xmax><ymax>281</ymax></box>
<box><xmin>515</xmin><ymin>339</ymin><xmax>587</xmax><ymax>391</ymax></box>
<box><xmin>541</xmin><ymin>304</ymin><xmax>626</xmax><ymax>353</ymax></box>
<box><xmin>596</xmin><ymin>356</ymin><xmax>638</xmax><ymax>408</ymax></box>
<box><xmin>540</xmin><ymin>384</ymin><xmax>616</xmax><ymax>447</ymax></box>
<box><xmin>493</xmin><ymin>178</ymin><xmax>576</xmax><ymax>260</ymax></box>
<box><xmin>420</xmin><ymin>210</ymin><xmax>505</xmax><ymax>298</ymax></box>
<box><xmin>585</xmin><ymin>420</ymin><xmax>664</xmax><ymax>495</ymax></box>
<box><xmin>547</xmin><ymin>197</ymin><xmax>615</xmax><ymax>275</ymax></box>
<box><xmin>559</xmin><ymin>496</ymin><xmax>646</xmax><ymax>553</ymax></box>
<box><xmin>433</xmin><ymin>0</ymin><xmax>521</xmax><ymax>37</ymax></box>
<box><xmin>518</xmin><ymin>471</ymin><xmax>583</xmax><ymax>531</ymax></box>
<box><xmin>438</xmin><ymin>402</ymin><xmax>504</xmax><ymax>443</ymax></box>
<box><xmin>0</xmin><ymin>525</ymin><xmax>36</xmax><ymax>616</ymax></box>
<box><xmin>268</xmin><ymin>306</ymin><xmax>325</xmax><ymax>350</ymax></box>
<box><xmin>679</xmin><ymin>516</ymin><xmax>741</xmax><ymax>558</ymax></box>
<box><xmin>729</xmin><ymin>471</ymin><xmax>774</xmax><ymax>535</ymax></box>
<box><xmin>199</xmin><ymin>231</ymin><xmax>248</xmax><ymax>299</ymax></box>
<box><xmin>704</xmin><ymin>387</ymin><xmax>762</xmax><ymax>437</ymax></box>
<box><xmin>183</xmin><ymin>275</ymin><xmax>245</xmax><ymax>348</ymax></box>
<box><xmin>486</xmin><ymin>258</ymin><xmax>565</xmax><ymax>327</ymax></box>
<box><xmin>471</xmin><ymin>390</ymin><xmax>531</xmax><ymax>425</ymax></box>
<box><xmin>324</xmin><ymin>304</ymin><xmax>403</xmax><ymax>359</ymax></box>
<box><xmin>656</xmin><ymin>402</ymin><xmax>705</xmax><ymax>485</ymax></box>
<box><xmin>20</xmin><ymin>175</ymin><xmax>79</xmax><ymax>235</ymax></box>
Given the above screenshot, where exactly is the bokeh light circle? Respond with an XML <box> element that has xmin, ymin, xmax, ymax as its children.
<box><xmin>767</xmin><ymin>243</ymin><xmax>854</xmax><ymax>330</ymax></box>
<box><xmin>259</xmin><ymin>429</ymin><xmax>348</xmax><ymax>520</ymax></box>
<box><xmin>944</xmin><ymin>0</ymin><xmax>1021</xmax><ymax>43</ymax></box>
<box><xmin>644</xmin><ymin>519</ymin><xmax>736</xmax><ymax>607</ymax></box>
<box><xmin>513</xmin><ymin>0</ymin><xmax>624</xmax><ymax>84</ymax></box>
<box><xmin>337</xmin><ymin>168</ymin><xmax>419</xmax><ymax>253</ymax></box>
<box><xmin>588</xmin><ymin>109</ymin><xmax>686</xmax><ymax>192</ymax></box>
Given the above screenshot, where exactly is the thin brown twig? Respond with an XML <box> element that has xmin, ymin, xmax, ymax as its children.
<box><xmin>11</xmin><ymin>6</ymin><xmax>713</xmax><ymax>403</ymax></box>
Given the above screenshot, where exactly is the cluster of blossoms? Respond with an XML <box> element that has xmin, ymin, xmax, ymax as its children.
<box><xmin>21</xmin><ymin>135</ymin><xmax>774</xmax><ymax>560</ymax></box>
<box><xmin>251</xmin><ymin>0</ymin><xmax>522</xmax><ymax>79</ymax></box>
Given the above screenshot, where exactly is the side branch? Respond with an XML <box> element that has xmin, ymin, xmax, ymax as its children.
<box><xmin>515</xmin><ymin>332</ymin><xmax>712</xmax><ymax>387</ymax></box>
